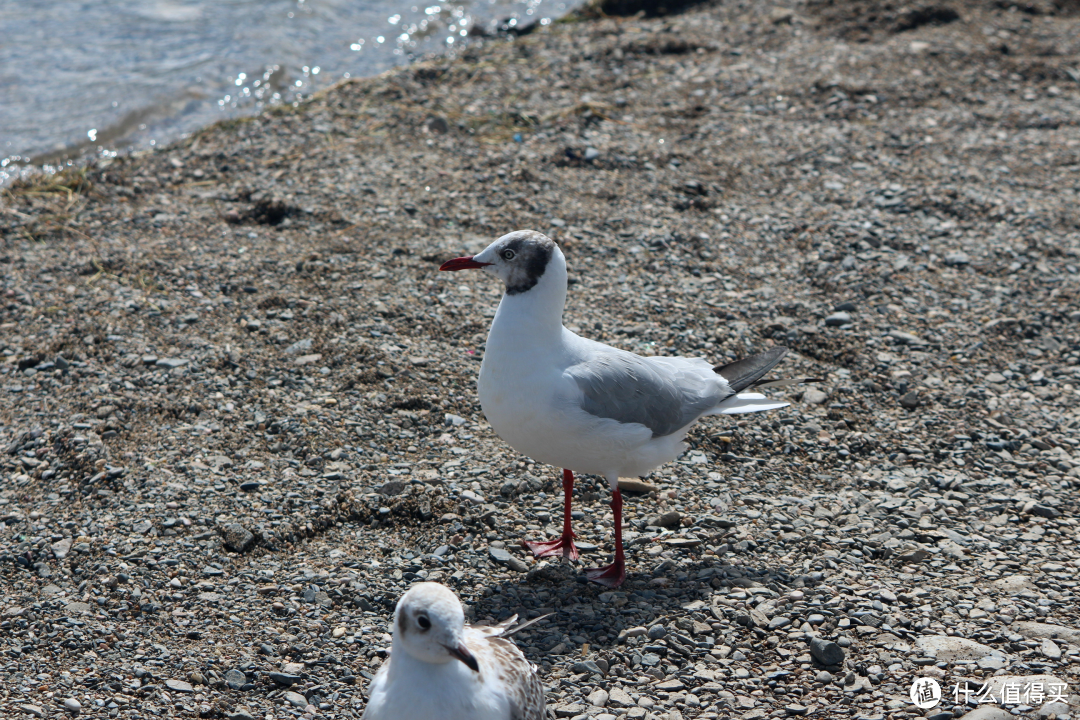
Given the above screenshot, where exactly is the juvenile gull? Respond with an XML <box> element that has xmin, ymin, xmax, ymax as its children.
<box><xmin>441</xmin><ymin>230</ymin><xmax>809</xmax><ymax>587</ymax></box>
<box><xmin>362</xmin><ymin>582</ymin><xmax>545</xmax><ymax>720</ymax></box>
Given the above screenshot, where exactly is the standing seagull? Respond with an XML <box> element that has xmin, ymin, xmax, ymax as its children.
<box><xmin>362</xmin><ymin>582</ymin><xmax>545</xmax><ymax>720</ymax></box>
<box><xmin>441</xmin><ymin>230</ymin><xmax>800</xmax><ymax>587</ymax></box>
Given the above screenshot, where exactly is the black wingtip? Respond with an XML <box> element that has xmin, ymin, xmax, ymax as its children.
<box><xmin>713</xmin><ymin>346</ymin><xmax>789</xmax><ymax>393</ymax></box>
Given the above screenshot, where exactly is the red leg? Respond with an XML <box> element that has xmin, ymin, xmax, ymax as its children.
<box><xmin>521</xmin><ymin>468</ymin><xmax>580</xmax><ymax>561</ymax></box>
<box><xmin>585</xmin><ymin>487</ymin><xmax>626</xmax><ymax>588</ymax></box>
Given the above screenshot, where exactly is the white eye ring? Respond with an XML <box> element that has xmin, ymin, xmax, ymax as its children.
<box><xmin>501</xmin><ymin>249</ymin><xmax>516</xmax><ymax>260</ymax></box>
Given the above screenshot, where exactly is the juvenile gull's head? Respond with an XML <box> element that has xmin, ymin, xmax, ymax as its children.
<box><xmin>392</xmin><ymin>582</ymin><xmax>479</xmax><ymax>672</ymax></box>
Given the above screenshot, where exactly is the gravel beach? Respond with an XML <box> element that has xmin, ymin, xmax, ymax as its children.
<box><xmin>2</xmin><ymin>1</ymin><xmax>1080</xmax><ymax>719</ymax></box>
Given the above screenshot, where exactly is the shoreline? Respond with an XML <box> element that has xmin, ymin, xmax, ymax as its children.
<box><xmin>2</xmin><ymin>2</ymin><xmax>1080</xmax><ymax>719</ymax></box>
<box><xmin>0</xmin><ymin>0</ymin><xmax>578</xmax><ymax>184</ymax></box>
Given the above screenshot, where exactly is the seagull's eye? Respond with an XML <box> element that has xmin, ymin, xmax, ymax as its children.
<box><xmin>417</xmin><ymin>615</ymin><xmax>431</xmax><ymax>631</ymax></box>
<box><xmin>501</xmin><ymin>249</ymin><xmax>516</xmax><ymax>260</ymax></box>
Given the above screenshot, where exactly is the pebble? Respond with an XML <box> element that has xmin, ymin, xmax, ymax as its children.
<box><xmin>165</xmin><ymin>679</ymin><xmax>194</xmax><ymax>693</ymax></box>
<box><xmin>958</xmin><ymin>707</ymin><xmax>1012</xmax><ymax>720</ymax></box>
<box><xmin>268</xmin><ymin>672</ymin><xmax>301</xmax><ymax>687</ymax></box>
<box><xmin>1040</xmin><ymin>638</ymin><xmax>1062</xmax><ymax>660</ymax></box>
<box><xmin>802</xmin><ymin>388</ymin><xmax>828</xmax><ymax>405</ymax></box>
<box><xmin>572</xmin><ymin>660</ymin><xmax>603</xmax><ymax>676</ymax></box>
<box><xmin>809</xmin><ymin>637</ymin><xmax>844</xmax><ymax>666</ymax></box>
<box><xmin>63</xmin><ymin>698</ymin><xmax>81</xmax><ymax>713</ymax></box>
<box><xmin>225</xmin><ymin>668</ymin><xmax>247</xmax><ymax>690</ymax></box>
<box><xmin>284</xmin><ymin>691</ymin><xmax>309</xmax><ymax>708</ymax></box>
<box><xmin>824</xmin><ymin>311</ymin><xmax>851</xmax><ymax>326</ymax></box>
<box><xmin>898</xmin><ymin>390</ymin><xmax>920</xmax><ymax>409</ymax></box>
<box><xmin>587</xmin><ymin>690</ymin><xmax>613</xmax><ymax>708</ymax></box>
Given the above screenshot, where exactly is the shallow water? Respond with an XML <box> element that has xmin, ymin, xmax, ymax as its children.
<box><xmin>0</xmin><ymin>0</ymin><xmax>572</xmax><ymax>178</ymax></box>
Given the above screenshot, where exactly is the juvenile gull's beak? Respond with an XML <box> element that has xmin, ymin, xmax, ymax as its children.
<box><xmin>446</xmin><ymin>642</ymin><xmax>480</xmax><ymax>672</ymax></box>
<box><xmin>440</xmin><ymin>256</ymin><xmax>492</xmax><ymax>271</ymax></box>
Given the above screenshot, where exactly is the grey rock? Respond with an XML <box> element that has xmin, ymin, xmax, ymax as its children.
<box><xmin>220</xmin><ymin>523</ymin><xmax>256</xmax><ymax>553</ymax></box>
<box><xmin>378</xmin><ymin>480</ymin><xmax>406</xmax><ymax>497</ymax></box>
<box><xmin>957</xmin><ymin>707</ymin><xmax>1012</xmax><ymax>720</ymax></box>
<box><xmin>587</xmin><ymin>688</ymin><xmax>609</xmax><ymax>707</ymax></box>
<box><xmin>1028</xmin><ymin>503</ymin><xmax>1060</xmax><ymax>519</ymax></box>
<box><xmin>267</xmin><ymin>672</ymin><xmax>301</xmax><ymax>687</ymax></box>
<box><xmin>572</xmin><ymin>660</ymin><xmax>603</xmax><ymax>675</ymax></box>
<box><xmin>20</xmin><ymin>706</ymin><xmax>45</xmax><ymax>718</ymax></box>
<box><xmin>888</xmin><ymin>330</ymin><xmax>925</xmax><ymax>345</ymax></box>
<box><xmin>768</xmin><ymin>616</ymin><xmax>791</xmax><ymax>631</ymax></box>
<box><xmin>802</xmin><ymin>388</ymin><xmax>828</xmax><ymax>405</ymax></box>
<box><xmin>51</xmin><ymin>537</ymin><xmax>72</xmax><ymax>560</ymax></box>
<box><xmin>227</xmin><ymin>710</ymin><xmax>257</xmax><ymax>720</ymax></box>
<box><xmin>1040</xmin><ymin>638</ymin><xmax>1062</xmax><ymax>660</ymax></box>
<box><xmin>944</xmin><ymin>250</ymin><xmax>970</xmax><ymax>266</ymax></box>
<box><xmin>444</xmin><ymin>413</ymin><xmax>467</xmax><ymax>426</ymax></box>
<box><xmin>283</xmin><ymin>690</ymin><xmax>308</xmax><ymax>708</ymax></box>
<box><xmin>1037</xmin><ymin>702</ymin><xmax>1070</xmax><ymax>718</ymax></box>
<box><xmin>63</xmin><ymin>698</ymin><xmax>82</xmax><ymax>713</ymax></box>
<box><xmin>488</xmin><ymin>546</ymin><xmax>512</xmax><ymax>564</ymax></box>
<box><xmin>824</xmin><ymin>311</ymin><xmax>851</xmax><ymax>326</ymax></box>
<box><xmin>584</xmin><ymin>147</ymin><xmax>600</xmax><ymax>161</ymax></box>
<box><xmin>647</xmin><ymin>624</ymin><xmax>667</xmax><ymax>639</ymax></box>
<box><xmin>914</xmin><ymin>635</ymin><xmax>1005</xmax><ymax>663</ymax></box>
<box><xmin>155</xmin><ymin>357</ymin><xmax>187</xmax><ymax>369</ymax></box>
<box><xmin>284</xmin><ymin>338</ymin><xmax>313</xmax><ymax>354</ymax></box>
<box><xmin>899</xmin><ymin>390</ymin><xmax>920</xmax><ymax>409</ymax></box>
<box><xmin>225</xmin><ymin>668</ymin><xmax>247</xmax><ymax>690</ymax></box>
<box><xmin>985</xmin><ymin>372</ymin><xmax>1007</xmax><ymax>384</ymax></box>
<box><xmin>977</xmin><ymin>655</ymin><xmax>1006</xmax><ymax>670</ymax></box>
<box><xmin>165</xmin><ymin>679</ymin><xmax>194</xmax><ymax>693</ymax></box>
<box><xmin>1013</xmin><ymin>621</ymin><xmax>1080</xmax><ymax>645</ymax></box>
<box><xmin>815</xmin><ymin>671</ymin><xmax>833</xmax><ymax>683</ymax></box>
<box><xmin>655</xmin><ymin>511</ymin><xmax>681</xmax><ymax>528</ymax></box>
<box><xmin>809</xmin><ymin>637</ymin><xmax>844</xmax><ymax>665</ymax></box>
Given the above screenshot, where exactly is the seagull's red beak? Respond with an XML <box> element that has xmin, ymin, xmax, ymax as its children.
<box><xmin>439</xmin><ymin>256</ymin><xmax>492</xmax><ymax>271</ymax></box>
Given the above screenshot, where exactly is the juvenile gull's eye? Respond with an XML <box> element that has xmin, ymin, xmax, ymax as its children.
<box><xmin>501</xmin><ymin>249</ymin><xmax>516</xmax><ymax>260</ymax></box>
<box><xmin>417</xmin><ymin>615</ymin><xmax>431</xmax><ymax>631</ymax></box>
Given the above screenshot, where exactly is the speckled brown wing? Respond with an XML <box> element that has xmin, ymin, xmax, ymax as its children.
<box><xmin>486</xmin><ymin>636</ymin><xmax>545</xmax><ymax>720</ymax></box>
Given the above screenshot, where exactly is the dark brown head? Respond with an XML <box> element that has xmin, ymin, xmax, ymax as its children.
<box><xmin>440</xmin><ymin>230</ymin><xmax>559</xmax><ymax>295</ymax></box>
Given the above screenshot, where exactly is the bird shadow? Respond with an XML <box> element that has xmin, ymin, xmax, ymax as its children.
<box><xmin>467</xmin><ymin>551</ymin><xmax>827</xmax><ymax>669</ymax></box>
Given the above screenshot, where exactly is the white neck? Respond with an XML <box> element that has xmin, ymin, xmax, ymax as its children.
<box><xmin>388</xmin><ymin>636</ymin><xmax>445</xmax><ymax>680</ymax></box>
<box><xmin>488</xmin><ymin>248</ymin><xmax>567</xmax><ymax>344</ymax></box>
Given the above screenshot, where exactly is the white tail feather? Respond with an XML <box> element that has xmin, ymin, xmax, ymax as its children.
<box><xmin>711</xmin><ymin>392</ymin><xmax>790</xmax><ymax>415</ymax></box>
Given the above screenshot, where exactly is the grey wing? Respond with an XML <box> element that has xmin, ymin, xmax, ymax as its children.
<box><xmin>565</xmin><ymin>351</ymin><xmax>723</xmax><ymax>437</ymax></box>
<box><xmin>488</xmin><ymin>638</ymin><xmax>545</xmax><ymax>720</ymax></box>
